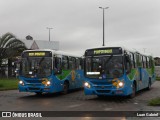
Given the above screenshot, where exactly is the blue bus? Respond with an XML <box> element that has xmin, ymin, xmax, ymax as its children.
<box><xmin>84</xmin><ymin>47</ymin><xmax>155</xmax><ymax>98</ymax></box>
<box><xmin>18</xmin><ymin>49</ymin><xmax>84</xmax><ymax>95</ymax></box>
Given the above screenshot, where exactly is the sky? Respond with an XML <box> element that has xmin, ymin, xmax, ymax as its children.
<box><xmin>0</xmin><ymin>0</ymin><xmax>160</xmax><ymax>57</ymax></box>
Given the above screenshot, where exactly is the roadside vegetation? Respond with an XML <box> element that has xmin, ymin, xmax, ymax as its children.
<box><xmin>0</xmin><ymin>78</ymin><xmax>18</xmax><ymax>91</ymax></box>
<box><xmin>156</xmin><ymin>77</ymin><xmax>160</xmax><ymax>81</ymax></box>
<box><xmin>148</xmin><ymin>77</ymin><xmax>160</xmax><ymax>106</ymax></box>
<box><xmin>148</xmin><ymin>97</ymin><xmax>160</xmax><ymax>106</ymax></box>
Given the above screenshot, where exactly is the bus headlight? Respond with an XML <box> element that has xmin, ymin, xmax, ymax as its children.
<box><xmin>45</xmin><ymin>81</ymin><xmax>51</xmax><ymax>86</ymax></box>
<box><xmin>118</xmin><ymin>81</ymin><xmax>124</xmax><ymax>88</ymax></box>
<box><xmin>19</xmin><ymin>80</ymin><xmax>24</xmax><ymax>86</ymax></box>
<box><xmin>84</xmin><ymin>82</ymin><xmax>91</xmax><ymax>88</ymax></box>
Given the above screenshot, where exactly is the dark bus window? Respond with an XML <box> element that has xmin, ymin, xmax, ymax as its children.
<box><xmin>62</xmin><ymin>56</ymin><xmax>69</xmax><ymax>70</ymax></box>
<box><xmin>55</xmin><ymin>57</ymin><xmax>61</xmax><ymax>70</ymax></box>
<box><xmin>76</xmin><ymin>58</ymin><xmax>81</xmax><ymax>70</ymax></box>
<box><xmin>130</xmin><ymin>52</ymin><xmax>135</xmax><ymax>68</ymax></box>
<box><xmin>69</xmin><ymin>57</ymin><xmax>76</xmax><ymax>70</ymax></box>
<box><xmin>134</xmin><ymin>54</ymin><xmax>137</xmax><ymax>68</ymax></box>
<box><xmin>142</xmin><ymin>56</ymin><xmax>146</xmax><ymax>68</ymax></box>
<box><xmin>149</xmin><ymin>57</ymin><xmax>153</xmax><ymax>68</ymax></box>
<box><xmin>136</xmin><ymin>54</ymin><xmax>142</xmax><ymax>67</ymax></box>
<box><xmin>146</xmin><ymin>57</ymin><xmax>149</xmax><ymax>68</ymax></box>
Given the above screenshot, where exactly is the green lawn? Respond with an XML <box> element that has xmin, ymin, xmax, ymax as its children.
<box><xmin>0</xmin><ymin>78</ymin><xmax>19</xmax><ymax>91</ymax></box>
<box><xmin>148</xmin><ymin>97</ymin><xmax>160</xmax><ymax>106</ymax></box>
<box><xmin>156</xmin><ymin>77</ymin><xmax>160</xmax><ymax>81</ymax></box>
<box><xmin>148</xmin><ymin>79</ymin><xmax>160</xmax><ymax>106</ymax></box>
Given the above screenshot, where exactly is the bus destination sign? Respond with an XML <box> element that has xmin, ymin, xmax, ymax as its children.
<box><xmin>85</xmin><ymin>47</ymin><xmax>122</xmax><ymax>56</ymax></box>
<box><xmin>22</xmin><ymin>51</ymin><xmax>52</xmax><ymax>57</ymax></box>
<box><xmin>29</xmin><ymin>52</ymin><xmax>45</xmax><ymax>56</ymax></box>
<box><xmin>94</xmin><ymin>49</ymin><xmax>112</xmax><ymax>55</ymax></box>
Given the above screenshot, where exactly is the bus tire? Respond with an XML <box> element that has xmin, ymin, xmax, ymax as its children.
<box><xmin>129</xmin><ymin>83</ymin><xmax>136</xmax><ymax>98</ymax></box>
<box><xmin>62</xmin><ymin>81</ymin><xmax>69</xmax><ymax>94</ymax></box>
<box><xmin>146</xmin><ymin>80</ymin><xmax>151</xmax><ymax>90</ymax></box>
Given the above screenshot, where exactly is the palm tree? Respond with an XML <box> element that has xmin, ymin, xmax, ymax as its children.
<box><xmin>0</xmin><ymin>33</ymin><xmax>27</xmax><ymax>77</ymax></box>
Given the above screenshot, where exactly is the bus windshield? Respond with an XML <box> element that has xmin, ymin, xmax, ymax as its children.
<box><xmin>21</xmin><ymin>57</ymin><xmax>52</xmax><ymax>78</ymax></box>
<box><xmin>85</xmin><ymin>56</ymin><xmax>124</xmax><ymax>79</ymax></box>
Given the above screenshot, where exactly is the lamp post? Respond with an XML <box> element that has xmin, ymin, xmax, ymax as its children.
<box><xmin>46</xmin><ymin>27</ymin><xmax>53</xmax><ymax>41</ymax></box>
<box><xmin>99</xmin><ymin>7</ymin><xmax>109</xmax><ymax>46</ymax></box>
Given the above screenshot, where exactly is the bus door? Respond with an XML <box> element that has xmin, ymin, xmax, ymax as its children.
<box><xmin>54</xmin><ymin>57</ymin><xmax>62</xmax><ymax>89</ymax></box>
<box><xmin>138</xmin><ymin>67</ymin><xmax>142</xmax><ymax>81</ymax></box>
<box><xmin>137</xmin><ymin>54</ymin><xmax>143</xmax><ymax>89</ymax></box>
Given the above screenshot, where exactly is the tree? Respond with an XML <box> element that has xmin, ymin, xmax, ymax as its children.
<box><xmin>26</xmin><ymin>35</ymin><xmax>33</xmax><ymax>40</ymax></box>
<box><xmin>0</xmin><ymin>33</ymin><xmax>27</xmax><ymax>77</ymax></box>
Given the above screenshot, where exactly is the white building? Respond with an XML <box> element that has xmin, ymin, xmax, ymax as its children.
<box><xmin>1</xmin><ymin>39</ymin><xmax>59</xmax><ymax>78</ymax></box>
<box><xmin>21</xmin><ymin>39</ymin><xmax>59</xmax><ymax>50</ymax></box>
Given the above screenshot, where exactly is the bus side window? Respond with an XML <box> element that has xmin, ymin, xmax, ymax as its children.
<box><xmin>142</xmin><ymin>56</ymin><xmax>146</xmax><ymax>68</ymax></box>
<box><xmin>80</xmin><ymin>58</ymin><xmax>85</xmax><ymax>70</ymax></box>
<box><xmin>134</xmin><ymin>54</ymin><xmax>137</xmax><ymax>68</ymax></box>
<box><xmin>76</xmin><ymin>58</ymin><xmax>81</xmax><ymax>70</ymax></box>
<box><xmin>146</xmin><ymin>57</ymin><xmax>149</xmax><ymax>68</ymax></box>
<box><xmin>149</xmin><ymin>57</ymin><xmax>152</xmax><ymax>68</ymax></box>
<box><xmin>54</xmin><ymin>57</ymin><xmax>62</xmax><ymax>74</ymax></box>
<box><xmin>62</xmin><ymin>56</ymin><xmax>69</xmax><ymax>70</ymax></box>
<box><xmin>149</xmin><ymin>57</ymin><xmax>154</xmax><ymax>68</ymax></box>
<box><xmin>136</xmin><ymin>53</ymin><xmax>142</xmax><ymax>67</ymax></box>
<box><xmin>69</xmin><ymin>57</ymin><xmax>76</xmax><ymax>70</ymax></box>
<box><xmin>79</xmin><ymin>58</ymin><xmax>84</xmax><ymax>70</ymax></box>
<box><xmin>125</xmin><ymin>54</ymin><xmax>132</xmax><ymax>74</ymax></box>
<box><xmin>130</xmin><ymin>52</ymin><xmax>135</xmax><ymax>68</ymax></box>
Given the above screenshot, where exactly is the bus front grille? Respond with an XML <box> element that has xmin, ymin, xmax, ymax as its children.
<box><xmin>96</xmin><ymin>90</ymin><xmax>110</xmax><ymax>93</ymax></box>
<box><xmin>25</xmin><ymin>80</ymin><xmax>42</xmax><ymax>84</ymax></box>
<box><xmin>28</xmin><ymin>87</ymin><xmax>41</xmax><ymax>91</ymax></box>
<box><xmin>94</xmin><ymin>86</ymin><xmax>112</xmax><ymax>89</ymax></box>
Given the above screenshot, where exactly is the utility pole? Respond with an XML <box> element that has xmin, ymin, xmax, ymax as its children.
<box><xmin>99</xmin><ymin>7</ymin><xmax>109</xmax><ymax>46</ymax></box>
<box><xmin>46</xmin><ymin>27</ymin><xmax>53</xmax><ymax>41</ymax></box>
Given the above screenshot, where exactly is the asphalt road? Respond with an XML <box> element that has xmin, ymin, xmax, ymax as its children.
<box><xmin>0</xmin><ymin>81</ymin><xmax>160</xmax><ymax>120</ymax></box>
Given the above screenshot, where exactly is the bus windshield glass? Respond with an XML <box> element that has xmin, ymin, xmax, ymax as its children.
<box><xmin>21</xmin><ymin>57</ymin><xmax>52</xmax><ymax>78</ymax></box>
<box><xmin>85</xmin><ymin>56</ymin><xmax>123</xmax><ymax>79</ymax></box>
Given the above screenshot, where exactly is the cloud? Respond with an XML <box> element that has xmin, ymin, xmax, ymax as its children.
<box><xmin>0</xmin><ymin>0</ymin><xmax>160</xmax><ymax>57</ymax></box>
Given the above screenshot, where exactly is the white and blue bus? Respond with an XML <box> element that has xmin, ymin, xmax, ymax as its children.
<box><xmin>84</xmin><ymin>47</ymin><xmax>155</xmax><ymax>98</ymax></box>
<box><xmin>18</xmin><ymin>49</ymin><xmax>84</xmax><ymax>95</ymax></box>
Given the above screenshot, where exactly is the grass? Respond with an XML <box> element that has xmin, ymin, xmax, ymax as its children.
<box><xmin>156</xmin><ymin>77</ymin><xmax>160</xmax><ymax>81</ymax></box>
<box><xmin>0</xmin><ymin>78</ymin><xmax>19</xmax><ymax>91</ymax></box>
<box><xmin>148</xmin><ymin>97</ymin><xmax>160</xmax><ymax>106</ymax></box>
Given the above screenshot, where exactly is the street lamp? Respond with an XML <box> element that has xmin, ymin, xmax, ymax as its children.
<box><xmin>46</xmin><ymin>27</ymin><xmax>53</xmax><ymax>41</ymax></box>
<box><xmin>99</xmin><ymin>7</ymin><xmax>109</xmax><ymax>46</ymax></box>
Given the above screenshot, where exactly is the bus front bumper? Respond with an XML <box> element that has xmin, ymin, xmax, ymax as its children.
<box><xmin>18</xmin><ymin>84</ymin><xmax>54</xmax><ymax>93</ymax></box>
<box><xmin>84</xmin><ymin>87</ymin><xmax>130</xmax><ymax>96</ymax></box>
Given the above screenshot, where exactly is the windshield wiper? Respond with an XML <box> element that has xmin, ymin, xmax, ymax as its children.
<box><xmin>105</xmin><ymin>55</ymin><xmax>113</xmax><ymax>64</ymax></box>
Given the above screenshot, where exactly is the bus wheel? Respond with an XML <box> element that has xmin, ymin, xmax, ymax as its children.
<box><xmin>62</xmin><ymin>82</ymin><xmax>69</xmax><ymax>94</ymax></box>
<box><xmin>146</xmin><ymin>80</ymin><xmax>151</xmax><ymax>90</ymax></box>
<box><xmin>129</xmin><ymin>83</ymin><xmax>136</xmax><ymax>98</ymax></box>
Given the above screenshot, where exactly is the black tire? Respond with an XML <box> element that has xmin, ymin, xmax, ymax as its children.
<box><xmin>129</xmin><ymin>83</ymin><xmax>136</xmax><ymax>98</ymax></box>
<box><xmin>62</xmin><ymin>82</ymin><xmax>69</xmax><ymax>94</ymax></box>
<box><xmin>146</xmin><ymin>80</ymin><xmax>151</xmax><ymax>90</ymax></box>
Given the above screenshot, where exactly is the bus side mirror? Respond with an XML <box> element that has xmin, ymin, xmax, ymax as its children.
<box><xmin>15</xmin><ymin>68</ymin><xmax>20</xmax><ymax>77</ymax></box>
